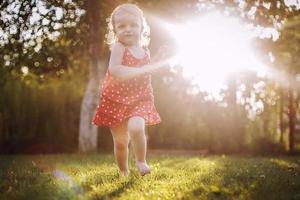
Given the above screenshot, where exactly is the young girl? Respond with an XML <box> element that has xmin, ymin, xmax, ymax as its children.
<box><xmin>92</xmin><ymin>3</ymin><xmax>169</xmax><ymax>176</ymax></box>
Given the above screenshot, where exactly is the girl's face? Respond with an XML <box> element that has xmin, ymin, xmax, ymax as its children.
<box><xmin>114</xmin><ymin>12</ymin><xmax>142</xmax><ymax>46</ymax></box>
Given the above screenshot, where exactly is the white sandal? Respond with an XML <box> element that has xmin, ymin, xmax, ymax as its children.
<box><xmin>136</xmin><ymin>162</ymin><xmax>151</xmax><ymax>176</ymax></box>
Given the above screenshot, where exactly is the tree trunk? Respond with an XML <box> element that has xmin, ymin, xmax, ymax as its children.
<box><xmin>279</xmin><ymin>87</ymin><xmax>284</xmax><ymax>144</ymax></box>
<box><xmin>78</xmin><ymin>0</ymin><xmax>105</xmax><ymax>152</ymax></box>
<box><xmin>262</xmin><ymin>99</ymin><xmax>268</xmax><ymax>136</ymax></box>
<box><xmin>288</xmin><ymin>77</ymin><xmax>295</xmax><ymax>153</ymax></box>
<box><xmin>227</xmin><ymin>74</ymin><xmax>244</xmax><ymax>151</ymax></box>
<box><xmin>79</xmin><ymin>61</ymin><xmax>104</xmax><ymax>152</ymax></box>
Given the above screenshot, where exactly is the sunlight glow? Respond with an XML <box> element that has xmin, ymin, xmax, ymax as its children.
<box><xmin>284</xmin><ymin>0</ymin><xmax>300</xmax><ymax>9</ymax></box>
<box><xmin>21</xmin><ymin>66</ymin><xmax>29</xmax><ymax>75</ymax></box>
<box><xmin>164</xmin><ymin>12</ymin><xmax>269</xmax><ymax>94</ymax></box>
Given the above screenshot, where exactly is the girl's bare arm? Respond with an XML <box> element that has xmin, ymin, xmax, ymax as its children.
<box><xmin>108</xmin><ymin>43</ymin><xmax>168</xmax><ymax>81</ymax></box>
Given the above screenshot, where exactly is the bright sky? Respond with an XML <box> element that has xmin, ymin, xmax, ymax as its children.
<box><xmin>164</xmin><ymin>12</ymin><xmax>274</xmax><ymax>96</ymax></box>
<box><xmin>0</xmin><ymin>0</ymin><xmax>84</xmax><ymax>49</ymax></box>
<box><xmin>284</xmin><ymin>0</ymin><xmax>300</xmax><ymax>9</ymax></box>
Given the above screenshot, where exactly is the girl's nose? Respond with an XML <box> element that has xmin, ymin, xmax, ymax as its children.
<box><xmin>125</xmin><ymin>26</ymin><xmax>131</xmax><ymax>32</ymax></box>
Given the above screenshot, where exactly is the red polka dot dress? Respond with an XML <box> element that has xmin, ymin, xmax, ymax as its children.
<box><xmin>92</xmin><ymin>47</ymin><xmax>161</xmax><ymax>127</ymax></box>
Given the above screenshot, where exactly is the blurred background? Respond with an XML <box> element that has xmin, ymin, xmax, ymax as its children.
<box><xmin>1</xmin><ymin>0</ymin><xmax>300</xmax><ymax>155</ymax></box>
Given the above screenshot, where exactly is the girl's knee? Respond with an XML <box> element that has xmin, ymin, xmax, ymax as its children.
<box><xmin>110</xmin><ymin>122</ymin><xmax>129</xmax><ymax>150</ymax></box>
<box><xmin>113</xmin><ymin>136</ymin><xmax>129</xmax><ymax>150</ymax></box>
<box><xmin>128</xmin><ymin>116</ymin><xmax>145</xmax><ymax>135</ymax></box>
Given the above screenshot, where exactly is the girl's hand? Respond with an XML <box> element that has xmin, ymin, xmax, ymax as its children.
<box><xmin>151</xmin><ymin>45</ymin><xmax>171</xmax><ymax>63</ymax></box>
<box><xmin>148</xmin><ymin>45</ymin><xmax>172</xmax><ymax>75</ymax></box>
<box><xmin>142</xmin><ymin>45</ymin><xmax>174</xmax><ymax>76</ymax></box>
<box><xmin>156</xmin><ymin>45</ymin><xmax>169</xmax><ymax>61</ymax></box>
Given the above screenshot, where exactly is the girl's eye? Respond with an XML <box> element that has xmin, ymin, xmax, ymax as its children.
<box><xmin>131</xmin><ymin>23</ymin><xmax>138</xmax><ymax>27</ymax></box>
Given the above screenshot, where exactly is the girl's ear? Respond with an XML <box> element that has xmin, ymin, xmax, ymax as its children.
<box><xmin>140</xmin><ymin>26</ymin><xmax>143</xmax><ymax>34</ymax></box>
<box><xmin>140</xmin><ymin>17</ymin><xmax>144</xmax><ymax>33</ymax></box>
<box><xmin>111</xmin><ymin>17</ymin><xmax>116</xmax><ymax>34</ymax></box>
<box><xmin>112</xmin><ymin>23</ymin><xmax>116</xmax><ymax>34</ymax></box>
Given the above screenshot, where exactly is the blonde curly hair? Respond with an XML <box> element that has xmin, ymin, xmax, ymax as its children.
<box><xmin>105</xmin><ymin>3</ymin><xmax>150</xmax><ymax>48</ymax></box>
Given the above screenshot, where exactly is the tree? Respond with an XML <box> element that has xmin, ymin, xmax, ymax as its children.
<box><xmin>78</xmin><ymin>0</ymin><xmax>115</xmax><ymax>152</ymax></box>
<box><xmin>0</xmin><ymin>0</ymin><xmax>83</xmax><ymax>75</ymax></box>
<box><xmin>197</xmin><ymin>0</ymin><xmax>300</xmax><ymax>153</ymax></box>
<box><xmin>272</xmin><ymin>15</ymin><xmax>300</xmax><ymax>153</ymax></box>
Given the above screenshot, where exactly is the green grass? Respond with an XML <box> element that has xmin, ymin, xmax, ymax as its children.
<box><xmin>0</xmin><ymin>153</ymin><xmax>300</xmax><ymax>200</ymax></box>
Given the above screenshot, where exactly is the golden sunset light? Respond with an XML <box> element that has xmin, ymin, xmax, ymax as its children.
<box><xmin>164</xmin><ymin>12</ymin><xmax>269</xmax><ymax>93</ymax></box>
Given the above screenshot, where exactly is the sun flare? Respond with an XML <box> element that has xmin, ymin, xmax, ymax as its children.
<box><xmin>164</xmin><ymin>12</ymin><xmax>268</xmax><ymax>94</ymax></box>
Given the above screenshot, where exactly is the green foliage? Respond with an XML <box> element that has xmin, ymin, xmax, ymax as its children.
<box><xmin>0</xmin><ymin>70</ymin><xmax>87</xmax><ymax>153</ymax></box>
<box><xmin>1</xmin><ymin>153</ymin><xmax>300</xmax><ymax>199</ymax></box>
<box><xmin>273</xmin><ymin>15</ymin><xmax>300</xmax><ymax>74</ymax></box>
<box><xmin>0</xmin><ymin>0</ymin><xmax>83</xmax><ymax>73</ymax></box>
<box><xmin>149</xmin><ymin>68</ymin><xmax>248</xmax><ymax>153</ymax></box>
<box><xmin>1</xmin><ymin>65</ymin><xmax>289</xmax><ymax>154</ymax></box>
<box><xmin>1</xmin><ymin>0</ymin><xmax>300</xmax><ymax>154</ymax></box>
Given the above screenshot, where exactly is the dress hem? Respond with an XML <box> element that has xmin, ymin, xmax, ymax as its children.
<box><xmin>92</xmin><ymin>114</ymin><xmax>161</xmax><ymax>128</ymax></box>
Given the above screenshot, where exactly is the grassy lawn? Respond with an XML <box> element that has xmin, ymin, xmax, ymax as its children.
<box><xmin>0</xmin><ymin>152</ymin><xmax>300</xmax><ymax>200</ymax></box>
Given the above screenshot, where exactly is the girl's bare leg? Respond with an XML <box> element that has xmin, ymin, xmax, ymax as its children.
<box><xmin>128</xmin><ymin>116</ymin><xmax>150</xmax><ymax>175</ymax></box>
<box><xmin>110</xmin><ymin>122</ymin><xmax>130</xmax><ymax>176</ymax></box>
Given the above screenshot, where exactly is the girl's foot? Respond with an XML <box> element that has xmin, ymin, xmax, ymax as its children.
<box><xmin>120</xmin><ymin>170</ymin><xmax>130</xmax><ymax>177</ymax></box>
<box><xmin>136</xmin><ymin>161</ymin><xmax>151</xmax><ymax>176</ymax></box>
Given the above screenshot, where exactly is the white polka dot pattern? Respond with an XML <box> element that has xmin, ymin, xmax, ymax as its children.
<box><xmin>92</xmin><ymin>47</ymin><xmax>161</xmax><ymax>127</ymax></box>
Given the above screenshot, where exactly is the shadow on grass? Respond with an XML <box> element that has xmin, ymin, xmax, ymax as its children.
<box><xmin>90</xmin><ymin>175</ymin><xmax>136</xmax><ymax>200</ymax></box>
<box><xmin>105</xmin><ymin>177</ymin><xmax>135</xmax><ymax>199</ymax></box>
<box><xmin>182</xmin><ymin>156</ymin><xmax>300</xmax><ymax>200</ymax></box>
